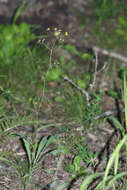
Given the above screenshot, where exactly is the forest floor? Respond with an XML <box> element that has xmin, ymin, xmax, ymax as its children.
<box><xmin>0</xmin><ymin>0</ymin><xmax>127</xmax><ymax>190</ymax></box>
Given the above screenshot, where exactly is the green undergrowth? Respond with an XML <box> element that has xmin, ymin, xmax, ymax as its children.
<box><xmin>0</xmin><ymin>22</ymin><xmax>104</xmax><ymax>189</ymax></box>
<box><xmin>0</xmin><ymin>5</ymin><xmax>127</xmax><ymax>188</ymax></box>
<box><xmin>63</xmin><ymin>88</ymin><xmax>102</xmax><ymax>129</ymax></box>
<box><xmin>91</xmin><ymin>0</ymin><xmax>127</xmax><ymax>49</ymax></box>
<box><xmin>74</xmin><ymin>0</ymin><xmax>127</xmax><ymax>51</ymax></box>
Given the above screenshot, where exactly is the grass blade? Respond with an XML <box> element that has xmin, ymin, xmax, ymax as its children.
<box><xmin>110</xmin><ymin>116</ymin><xmax>125</xmax><ymax>137</ymax></box>
<box><xmin>103</xmin><ymin>134</ymin><xmax>127</xmax><ymax>189</ymax></box>
<box><xmin>79</xmin><ymin>173</ymin><xmax>102</xmax><ymax>190</ymax></box>
<box><xmin>34</xmin><ymin>136</ymin><xmax>47</xmax><ymax>164</ymax></box>
<box><xmin>22</xmin><ymin>138</ymin><xmax>32</xmax><ymax>168</ymax></box>
<box><xmin>107</xmin><ymin>171</ymin><xmax>127</xmax><ymax>187</ymax></box>
<box><xmin>37</xmin><ymin>124</ymin><xmax>59</xmax><ymax>132</ymax></box>
<box><xmin>95</xmin><ymin>175</ymin><xmax>112</xmax><ymax>190</ymax></box>
<box><xmin>55</xmin><ymin>182</ymin><xmax>69</xmax><ymax>190</ymax></box>
<box><xmin>124</xmin><ymin>73</ymin><xmax>127</xmax><ymax>129</ymax></box>
<box><xmin>114</xmin><ymin>152</ymin><xmax>119</xmax><ymax>175</ymax></box>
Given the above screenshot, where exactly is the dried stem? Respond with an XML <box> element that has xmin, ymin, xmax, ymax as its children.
<box><xmin>63</xmin><ymin>76</ymin><xmax>91</xmax><ymax>106</ymax></box>
<box><xmin>97</xmin><ymin>61</ymin><xmax>108</xmax><ymax>73</ymax></box>
<box><xmin>93</xmin><ymin>46</ymin><xmax>127</xmax><ymax>63</ymax></box>
<box><xmin>90</xmin><ymin>50</ymin><xmax>98</xmax><ymax>89</ymax></box>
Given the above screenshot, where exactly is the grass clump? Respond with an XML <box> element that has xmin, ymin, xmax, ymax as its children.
<box><xmin>64</xmin><ymin>88</ymin><xmax>102</xmax><ymax>130</ymax></box>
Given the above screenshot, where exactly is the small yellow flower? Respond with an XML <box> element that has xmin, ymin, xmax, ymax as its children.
<box><xmin>46</xmin><ymin>27</ymin><xmax>50</xmax><ymax>31</ymax></box>
<box><xmin>65</xmin><ymin>31</ymin><xmax>68</xmax><ymax>36</ymax></box>
<box><xmin>37</xmin><ymin>39</ymin><xmax>41</xmax><ymax>43</ymax></box>
<box><xmin>54</xmin><ymin>27</ymin><xmax>57</xmax><ymax>31</ymax></box>
<box><xmin>54</xmin><ymin>31</ymin><xmax>60</xmax><ymax>36</ymax></box>
<box><xmin>59</xmin><ymin>38</ymin><xmax>64</xmax><ymax>42</ymax></box>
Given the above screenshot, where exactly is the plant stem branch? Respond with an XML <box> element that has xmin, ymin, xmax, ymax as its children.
<box><xmin>90</xmin><ymin>50</ymin><xmax>98</xmax><ymax>89</ymax></box>
<box><xmin>63</xmin><ymin>76</ymin><xmax>91</xmax><ymax>106</ymax></box>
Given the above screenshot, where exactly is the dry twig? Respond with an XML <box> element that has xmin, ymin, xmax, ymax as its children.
<box><xmin>90</xmin><ymin>50</ymin><xmax>98</xmax><ymax>89</ymax></box>
<box><xmin>94</xmin><ymin>108</ymin><xmax>124</xmax><ymax>120</ymax></box>
<box><xmin>63</xmin><ymin>76</ymin><xmax>91</xmax><ymax>106</ymax></box>
<box><xmin>97</xmin><ymin>61</ymin><xmax>108</xmax><ymax>73</ymax></box>
<box><xmin>93</xmin><ymin>46</ymin><xmax>127</xmax><ymax>63</ymax></box>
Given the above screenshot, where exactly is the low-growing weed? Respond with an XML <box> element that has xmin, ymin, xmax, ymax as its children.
<box><xmin>65</xmin><ymin>142</ymin><xmax>98</xmax><ymax>176</ymax></box>
<box><xmin>64</xmin><ymin>88</ymin><xmax>102</xmax><ymax>130</ymax></box>
<box><xmin>78</xmin><ymin>74</ymin><xmax>127</xmax><ymax>190</ymax></box>
<box><xmin>0</xmin><ymin>133</ymin><xmax>56</xmax><ymax>190</ymax></box>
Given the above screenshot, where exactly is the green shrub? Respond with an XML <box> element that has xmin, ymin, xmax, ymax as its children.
<box><xmin>0</xmin><ymin>22</ymin><xmax>35</xmax><ymax>65</ymax></box>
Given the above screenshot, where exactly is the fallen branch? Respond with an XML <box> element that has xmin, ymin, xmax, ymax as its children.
<box><xmin>93</xmin><ymin>46</ymin><xmax>127</xmax><ymax>63</ymax></box>
<box><xmin>97</xmin><ymin>61</ymin><xmax>108</xmax><ymax>73</ymax></box>
<box><xmin>94</xmin><ymin>108</ymin><xmax>124</xmax><ymax>120</ymax></box>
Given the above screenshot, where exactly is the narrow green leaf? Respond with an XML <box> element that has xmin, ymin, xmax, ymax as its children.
<box><xmin>44</xmin><ymin>135</ymin><xmax>55</xmax><ymax>148</ymax></box>
<box><xmin>37</xmin><ymin>124</ymin><xmax>59</xmax><ymax>132</ymax></box>
<box><xmin>0</xmin><ymin>156</ymin><xmax>24</xmax><ymax>176</ymax></box>
<box><xmin>50</xmin><ymin>149</ymin><xmax>65</xmax><ymax>155</ymax></box>
<box><xmin>22</xmin><ymin>138</ymin><xmax>32</xmax><ymax>167</ymax></box>
<box><xmin>114</xmin><ymin>153</ymin><xmax>119</xmax><ymax>175</ymax></box>
<box><xmin>95</xmin><ymin>175</ymin><xmax>112</xmax><ymax>190</ymax></box>
<box><xmin>13</xmin><ymin>0</ymin><xmax>26</xmax><ymax>23</ymax></box>
<box><xmin>79</xmin><ymin>173</ymin><xmax>102</xmax><ymax>190</ymax></box>
<box><xmin>124</xmin><ymin>73</ymin><xmax>127</xmax><ymax>129</ymax></box>
<box><xmin>32</xmin><ymin>142</ymin><xmax>38</xmax><ymax>161</ymax></box>
<box><xmin>103</xmin><ymin>134</ymin><xmax>127</xmax><ymax>188</ymax></box>
<box><xmin>0</xmin><ymin>156</ymin><xmax>11</xmax><ymax>163</ymax></box>
<box><xmin>34</xmin><ymin>136</ymin><xmax>47</xmax><ymax>163</ymax></box>
<box><xmin>110</xmin><ymin>116</ymin><xmax>125</xmax><ymax>137</ymax></box>
<box><xmin>35</xmin><ymin>136</ymin><xmax>55</xmax><ymax>164</ymax></box>
<box><xmin>107</xmin><ymin>171</ymin><xmax>127</xmax><ymax>187</ymax></box>
<box><xmin>55</xmin><ymin>182</ymin><xmax>68</xmax><ymax>190</ymax></box>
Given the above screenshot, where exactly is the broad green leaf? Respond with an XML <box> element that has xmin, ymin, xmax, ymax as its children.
<box><xmin>46</xmin><ymin>68</ymin><xmax>63</xmax><ymax>81</ymax></box>
<box><xmin>118</xmin><ymin>16</ymin><xmax>126</xmax><ymax>25</ymax></box>
<box><xmin>55</xmin><ymin>96</ymin><xmax>64</xmax><ymax>102</ymax></box>
<box><xmin>81</xmin><ymin>53</ymin><xmax>93</xmax><ymax>61</ymax></box>
<box><xmin>77</xmin><ymin>79</ymin><xmax>86</xmax><ymax>89</ymax></box>
<box><xmin>64</xmin><ymin>44</ymin><xmax>79</xmax><ymax>55</ymax></box>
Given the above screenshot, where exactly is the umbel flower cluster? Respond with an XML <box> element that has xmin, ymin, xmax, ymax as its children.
<box><xmin>37</xmin><ymin>27</ymin><xmax>69</xmax><ymax>49</ymax></box>
<box><xmin>47</xmin><ymin>27</ymin><xmax>68</xmax><ymax>37</ymax></box>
